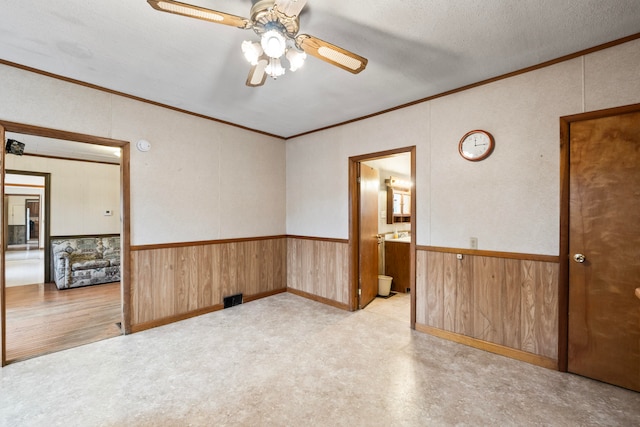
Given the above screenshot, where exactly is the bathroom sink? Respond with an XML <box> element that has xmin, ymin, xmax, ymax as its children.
<box><xmin>386</xmin><ymin>235</ymin><xmax>411</xmax><ymax>243</ymax></box>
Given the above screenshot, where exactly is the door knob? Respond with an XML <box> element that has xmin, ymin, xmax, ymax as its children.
<box><xmin>573</xmin><ymin>253</ymin><xmax>586</xmax><ymax>263</ymax></box>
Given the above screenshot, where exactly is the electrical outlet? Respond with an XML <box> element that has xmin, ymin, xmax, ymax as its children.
<box><xmin>470</xmin><ymin>237</ymin><xmax>478</xmax><ymax>249</ymax></box>
<box><xmin>457</xmin><ymin>254</ymin><xmax>463</xmax><ymax>260</ymax></box>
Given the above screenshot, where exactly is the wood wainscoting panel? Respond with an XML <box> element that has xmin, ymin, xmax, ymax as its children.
<box><xmin>220</xmin><ymin>242</ymin><xmax>237</xmax><ymax>299</ymax></box>
<box><xmin>286</xmin><ymin>237</ymin><xmax>349</xmax><ymax>307</ymax></box>
<box><xmin>197</xmin><ymin>245</ymin><xmax>214</xmax><ymax>309</ymax></box>
<box><xmin>132</xmin><ymin>249</ymin><xmax>153</xmax><ymax>325</ymax></box>
<box><xmin>520</xmin><ymin>260</ymin><xmax>558</xmax><ymax>359</ymax></box>
<box><xmin>442</xmin><ymin>253</ymin><xmax>458</xmax><ymax>333</ymax></box>
<box><xmin>426</xmin><ymin>251</ymin><xmax>444</xmax><ymax>329</ymax></box>
<box><xmin>455</xmin><ymin>254</ymin><xmax>474</xmax><ymax>336</ymax></box>
<box><xmin>175</xmin><ymin>246</ymin><xmax>195</xmax><ymax>315</ymax></box>
<box><xmin>415</xmin><ymin>250</ymin><xmax>428</xmax><ymax>324</ymax></box>
<box><xmin>416</xmin><ymin>248</ymin><xmax>559</xmax><ymax>367</ymax></box>
<box><xmin>154</xmin><ymin>248</ymin><xmax>176</xmax><ymax>321</ymax></box>
<box><xmin>473</xmin><ymin>256</ymin><xmax>505</xmax><ymax>344</ymax></box>
<box><xmin>503</xmin><ymin>259</ymin><xmax>523</xmax><ymax>350</ymax></box>
<box><xmin>130</xmin><ymin>237</ymin><xmax>287</xmax><ymax>328</ymax></box>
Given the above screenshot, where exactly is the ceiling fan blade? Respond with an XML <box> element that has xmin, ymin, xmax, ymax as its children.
<box><xmin>295</xmin><ymin>34</ymin><xmax>367</xmax><ymax>74</ymax></box>
<box><xmin>246</xmin><ymin>58</ymin><xmax>268</xmax><ymax>87</ymax></box>
<box><xmin>147</xmin><ymin>0</ymin><xmax>250</xmax><ymax>28</ymax></box>
<box><xmin>274</xmin><ymin>0</ymin><xmax>308</xmax><ymax>17</ymax></box>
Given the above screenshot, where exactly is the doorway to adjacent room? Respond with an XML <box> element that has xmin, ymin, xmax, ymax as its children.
<box><xmin>349</xmin><ymin>146</ymin><xmax>416</xmax><ymax>327</ymax></box>
<box><xmin>0</xmin><ymin>121</ymin><xmax>131</xmax><ymax>367</ymax></box>
<box><xmin>5</xmin><ymin>172</ymin><xmax>48</xmax><ymax>288</ymax></box>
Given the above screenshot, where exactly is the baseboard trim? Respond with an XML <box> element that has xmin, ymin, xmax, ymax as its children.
<box><xmin>130</xmin><ymin>288</ymin><xmax>287</xmax><ymax>333</ymax></box>
<box><xmin>287</xmin><ymin>288</ymin><xmax>350</xmax><ymax>311</ymax></box>
<box><xmin>415</xmin><ymin>323</ymin><xmax>558</xmax><ymax>370</ymax></box>
<box><xmin>131</xmin><ymin>305</ymin><xmax>224</xmax><ymax>333</ymax></box>
<box><xmin>244</xmin><ymin>288</ymin><xmax>287</xmax><ymax>303</ymax></box>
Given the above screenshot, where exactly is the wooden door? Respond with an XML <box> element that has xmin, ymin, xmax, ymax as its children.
<box><xmin>568</xmin><ymin>110</ymin><xmax>640</xmax><ymax>392</ymax></box>
<box><xmin>359</xmin><ymin>164</ymin><xmax>379</xmax><ymax>308</ymax></box>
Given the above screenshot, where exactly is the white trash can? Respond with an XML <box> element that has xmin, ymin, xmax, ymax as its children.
<box><xmin>378</xmin><ymin>275</ymin><xmax>393</xmax><ymax>297</ymax></box>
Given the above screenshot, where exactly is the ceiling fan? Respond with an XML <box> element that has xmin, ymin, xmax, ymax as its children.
<box><xmin>147</xmin><ymin>0</ymin><xmax>368</xmax><ymax>87</ymax></box>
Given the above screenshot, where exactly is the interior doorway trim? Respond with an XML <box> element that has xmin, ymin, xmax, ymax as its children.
<box><xmin>558</xmin><ymin>102</ymin><xmax>640</xmax><ymax>373</ymax></box>
<box><xmin>348</xmin><ymin>146</ymin><xmax>416</xmax><ymax>326</ymax></box>
<box><xmin>0</xmin><ymin>120</ymin><xmax>132</xmax><ymax>367</ymax></box>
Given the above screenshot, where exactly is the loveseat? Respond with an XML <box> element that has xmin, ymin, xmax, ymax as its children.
<box><xmin>51</xmin><ymin>235</ymin><xmax>121</xmax><ymax>289</ymax></box>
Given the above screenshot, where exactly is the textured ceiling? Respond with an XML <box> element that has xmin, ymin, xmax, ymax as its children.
<box><xmin>1</xmin><ymin>0</ymin><xmax>640</xmax><ymax>139</ymax></box>
<box><xmin>363</xmin><ymin>153</ymin><xmax>411</xmax><ymax>178</ymax></box>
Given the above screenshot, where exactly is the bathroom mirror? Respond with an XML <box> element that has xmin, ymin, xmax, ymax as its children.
<box><xmin>387</xmin><ymin>188</ymin><xmax>411</xmax><ymax>224</ymax></box>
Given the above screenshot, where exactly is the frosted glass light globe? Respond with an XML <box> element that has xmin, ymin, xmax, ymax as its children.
<box><xmin>286</xmin><ymin>49</ymin><xmax>306</xmax><ymax>71</ymax></box>
<box><xmin>241</xmin><ymin>40</ymin><xmax>263</xmax><ymax>65</ymax></box>
<box><xmin>261</xmin><ymin>30</ymin><xmax>286</xmax><ymax>58</ymax></box>
<box><xmin>265</xmin><ymin>57</ymin><xmax>285</xmax><ymax>78</ymax></box>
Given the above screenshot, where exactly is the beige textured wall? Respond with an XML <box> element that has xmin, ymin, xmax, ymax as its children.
<box><xmin>286</xmin><ymin>38</ymin><xmax>640</xmax><ymax>256</ymax></box>
<box><xmin>5</xmin><ymin>155</ymin><xmax>120</xmax><ymax>236</ymax></box>
<box><xmin>0</xmin><ymin>64</ymin><xmax>286</xmax><ymax>245</ymax></box>
<box><xmin>427</xmin><ymin>58</ymin><xmax>582</xmax><ymax>254</ymax></box>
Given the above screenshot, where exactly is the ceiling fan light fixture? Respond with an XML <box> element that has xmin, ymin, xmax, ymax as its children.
<box><xmin>148</xmin><ymin>0</ymin><xmax>367</xmax><ymax>87</ymax></box>
<box><xmin>286</xmin><ymin>48</ymin><xmax>306</xmax><ymax>71</ymax></box>
<box><xmin>241</xmin><ymin>40</ymin><xmax>263</xmax><ymax>65</ymax></box>
<box><xmin>265</xmin><ymin>57</ymin><xmax>285</xmax><ymax>79</ymax></box>
<box><xmin>261</xmin><ymin>29</ymin><xmax>287</xmax><ymax>58</ymax></box>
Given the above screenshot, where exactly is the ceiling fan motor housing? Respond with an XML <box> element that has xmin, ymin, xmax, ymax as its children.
<box><xmin>250</xmin><ymin>0</ymin><xmax>300</xmax><ymax>39</ymax></box>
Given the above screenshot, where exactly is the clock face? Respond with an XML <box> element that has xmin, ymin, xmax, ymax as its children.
<box><xmin>459</xmin><ymin>130</ymin><xmax>494</xmax><ymax>161</ymax></box>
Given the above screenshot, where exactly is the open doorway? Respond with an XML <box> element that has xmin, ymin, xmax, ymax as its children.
<box><xmin>5</xmin><ymin>174</ymin><xmax>47</xmax><ymax>287</ymax></box>
<box><xmin>0</xmin><ymin>122</ymin><xmax>131</xmax><ymax>366</ymax></box>
<box><xmin>349</xmin><ymin>147</ymin><xmax>416</xmax><ymax>328</ymax></box>
<box><xmin>5</xmin><ymin>191</ymin><xmax>42</xmax><ymax>252</ymax></box>
<box><xmin>6</xmin><ymin>194</ymin><xmax>41</xmax><ymax>252</ymax></box>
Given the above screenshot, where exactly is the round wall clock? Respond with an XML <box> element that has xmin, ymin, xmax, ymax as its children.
<box><xmin>458</xmin><ymin>130</ymin><xmax>494</xmax><ymax>161</ymax></box>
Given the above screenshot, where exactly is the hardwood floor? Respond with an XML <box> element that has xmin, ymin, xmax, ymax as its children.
<box><xmin>5</xmin><ymin>282</ymin><xmax>122</xmax><ymax>363</ymax></box>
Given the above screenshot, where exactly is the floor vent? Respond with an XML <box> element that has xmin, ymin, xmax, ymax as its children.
<box><xmin>223</xmin><ymin>293</ymin><xmax>243</xmax><ymax>308</ymax></box>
